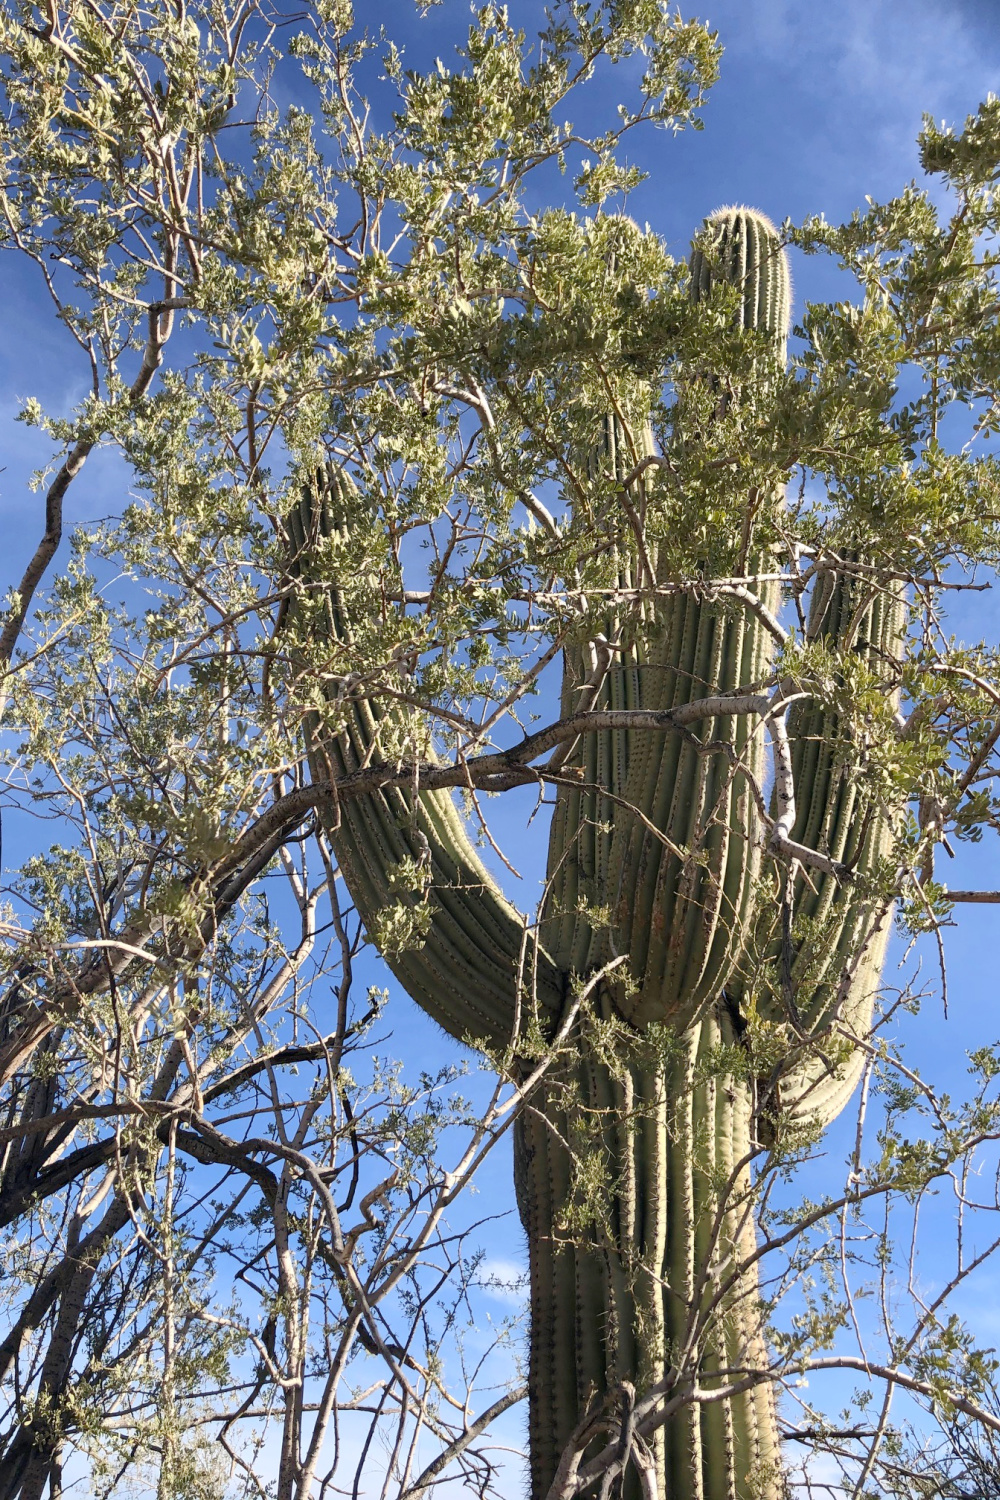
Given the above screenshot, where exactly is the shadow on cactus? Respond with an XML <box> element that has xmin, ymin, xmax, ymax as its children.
<box><xmin>287</xmin><ymin>208</ymin><xmax>906</xmax><ymax>1500</ymax></box>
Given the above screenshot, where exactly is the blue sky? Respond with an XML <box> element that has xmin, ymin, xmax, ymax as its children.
<box><xmin>8</xmin><ymin>0</ymin><xmax>1000</xmax><ymax>565</ymax></box>
<box><xmin>3</xmin><ymin>0</ymin><xmax>1000</xmax><ymax>1489</ymax></box>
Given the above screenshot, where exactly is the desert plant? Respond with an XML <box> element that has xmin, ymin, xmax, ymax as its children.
<box><xmin>290</xmin><ymin>208</ymin><xmax>906</xmax><ymax>1500</ymax></box>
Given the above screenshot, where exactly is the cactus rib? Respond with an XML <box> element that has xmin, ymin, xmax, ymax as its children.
<box><xmin>515</xmin><ymin>1001</ymin><xmax>782</xmax><ymax>1500</ymax></box>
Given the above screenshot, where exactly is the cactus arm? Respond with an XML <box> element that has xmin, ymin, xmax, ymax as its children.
<box><xmin>542</xmin><ymin>554</ymin><xmax>644</xmax><ymax>978</ymax></box>
<box><xmin>689</xmin><ymin>206</ymin><xmax>791</xmax><ymax>346</ymax></box>
<box><xmin>541</xmin><ymin>512</ymin><xmax>772</xmax><ymax>1027</ymax></box>
<box><xmin>609</xmin><ymin>587</ymin><xmax>773</xmax><ymax>1029</ymax></box>
<box><xmin>288</xmin><ymin>472</ymin><xmax>564</xmax><ymax>1048</ymax></box>
<box><xmin>738</xmin><ymin>561</ymin><xmax>905</xmax><ymax>1132</ymax></box>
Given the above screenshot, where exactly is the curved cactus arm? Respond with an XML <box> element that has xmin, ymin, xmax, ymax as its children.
<box><xmin>288</xmin><ymin>469</ymin><xmax>564</xmax><ymax>1049</ymax></box>
<box><xmin>544</xmin><ymin>209</ymin><xmax>792</xmax><ymax>1032</ymax></box>
<box><xmin>737</xmin><ymin>560</ymin><xmax>906</xmax><ymax>1133</ymax></box>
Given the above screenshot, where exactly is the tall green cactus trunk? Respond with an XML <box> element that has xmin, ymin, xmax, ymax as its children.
<box><xmin>516</xmin><ymin>211</ymin><xmax>791</xmax><ymax>1499</ymax></box>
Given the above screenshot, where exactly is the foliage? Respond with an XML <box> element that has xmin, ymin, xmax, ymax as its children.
<box><xmin>2</xmin><ymin>2</ymin><xmax>1000</xmax><ymax>1497</ymax></box>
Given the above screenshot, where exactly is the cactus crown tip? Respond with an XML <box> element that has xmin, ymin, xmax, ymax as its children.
<box><xmin>690</xmin><ymin>203</ymin><xmax>792</xmax><ymax>340</ymax></box>
<box><xmin>706</xmin><ymin>203</ymin><xmax>781</xmax><ymax>235</ymax></box>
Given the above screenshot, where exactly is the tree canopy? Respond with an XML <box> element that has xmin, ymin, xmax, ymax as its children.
<box><xmin>4</xmin><ymin>3</ymin><xmax>1000</xmax><ymax>1498</ymax></box>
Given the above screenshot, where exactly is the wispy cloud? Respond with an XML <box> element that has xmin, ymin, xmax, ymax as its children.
<box><xmin>477</xmin><ymin>1257</ymin><xmax>529</xmax><ymax>1306</ymax></box>
<box><xmin>718</xmin><ymin>0</ymin><xmax>996</xmax><ymax>190</ymax></box>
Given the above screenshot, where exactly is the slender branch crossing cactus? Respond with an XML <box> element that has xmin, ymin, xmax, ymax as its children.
<box><xmin>290</xmin><ymin>209</ymin><xmax>905</xmax><ymax>1500</ymax></box>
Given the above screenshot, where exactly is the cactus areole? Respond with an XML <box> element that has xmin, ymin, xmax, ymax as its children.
<box><xmin>291</xmin><ymin>209</ymin><xmax>902</xmax><ymax>1500</ymax></box>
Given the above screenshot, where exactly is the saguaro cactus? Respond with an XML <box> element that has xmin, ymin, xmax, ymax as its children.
<box><xmin>291</xmin><ymin>209</ymin><xmax>903</xmax><ymax>1500</ymax></box>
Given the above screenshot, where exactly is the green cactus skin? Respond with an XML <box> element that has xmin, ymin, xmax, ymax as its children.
<box><xmin>542</xmin><ymin>540</ymin><xmax>775</xmax><ymax>1031</ymax></box>
<box><xmin>286</xmin><ymin>476</ymin><xmax>564</xmax><ymax>1049</ymax></box>
<box><xmin>294</xmin><ymin>209</ymin><xmax>899</xmax><ymax>1500</ymax></box>
<box><xmin>543</xmin><ymin>575</ymin><xmax>777</xmax><ymax>1032</ymax></box>
<box><xmin>515</xmin><ymin>1002</ymin><xmax>780</xmax><ymax>1500</ymax></box>
<box><xmin>689</xmin><ymin>207</ymin><xmax>792</xmax><ymax>349</ymax></box>
<box><xmin>543</xmin><ymin>210</ymin><xmax>791</xmax><ymax>1031</ymax></box>
<box><xmin>733</xmin><ymin>562</ymin><xmax>906</xmax><ymax>1135</ymax></box>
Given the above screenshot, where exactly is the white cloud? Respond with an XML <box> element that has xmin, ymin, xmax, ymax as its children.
<box><xmin>706</xmin><ymin>0</ymin><xmax>997</xmax><ymax>203</ymax></box>
<box><xmin>477</xmin><ymin>1256</ymin><xmax>529</xmax><ymax>1306</ymax></box>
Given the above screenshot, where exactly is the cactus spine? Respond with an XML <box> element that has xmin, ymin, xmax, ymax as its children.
<box><xmin>293</xmin><ymin>208</ymin><xmax>902</xmax><ymax>1500</ymax></box>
